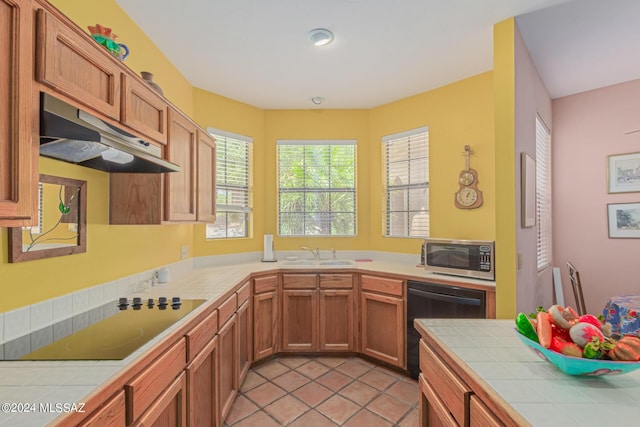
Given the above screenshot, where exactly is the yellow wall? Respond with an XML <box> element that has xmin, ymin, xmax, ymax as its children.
<box><xmin>369</xmin><ymin>72</ymin><xmax>496</xmax><ymax>254</ymax></box>
<box><xmin>0</xmin><ymin>0</ymin><xmax>507</xmax><ymax>314</ymax></box>
<box><xmin>493</xmin><ymin>19</ymin><xmax>518</xmax><ymax>318</ymax></box>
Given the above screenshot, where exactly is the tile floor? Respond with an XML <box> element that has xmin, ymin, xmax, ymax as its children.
<box><xmin>224</xmin><ymin>356</ymin><xmax>419</xmax><ymax>427</ymax></box>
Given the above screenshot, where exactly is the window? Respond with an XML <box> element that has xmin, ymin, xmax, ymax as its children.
<box><xmin>536</xmin><ymin>116</ymin><xmax>552</xmax><ymax>270</ymax></box>
<box><xmin>277</xmin><ymin>140</ymin><xmax>356</xmax><ymax>236</ymax></box>
<box><xmin>205</xmin><ymin>129</ymin><xmax>252</xmax><ymax>239</ymax></box>
<box><xmin>383</xmin><ymin>127</ymin><xmax>429</xmax><ymax>237</ymax></box>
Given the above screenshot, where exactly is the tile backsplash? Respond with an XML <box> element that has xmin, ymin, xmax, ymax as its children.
<box><xmin>1</xmin><ymin>259</ymin><xmax>193</xmax><ymax>346</ymax></box>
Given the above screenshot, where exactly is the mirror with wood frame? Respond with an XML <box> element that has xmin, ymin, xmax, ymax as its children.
<box><xmin>9</xmin><ymin>174</ymin><xmax>87</xmax><ymax>263</ymax></box>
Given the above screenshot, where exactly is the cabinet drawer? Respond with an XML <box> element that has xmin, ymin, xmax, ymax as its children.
<box><xmin>218</xmin><ymin>293</ymin><xmax>238</xmax><ymax>327</ymax></box>
<box><xmin>361</xmin><ymin>275</ymin><xmax>404</xmax><ymax>296</ymax></box>
<box><xmin>125</xmin><ymin>338</ymin><xmax>186</xmax><ymax>424</ymax></box>
<box><xmin>237</xmin><ymin>281</ymin><xmax>250</xmax><ymax>305</ymax></box>
<box><xmin>419</xmin><ymin>340</ymin><xmax>471</xmax><ymax>426</ymax></box>
<box><xmin>419</xmin><ymin>374</ymin><xmax>458</xmax><ymax>427</ymax></box>
<box><xmin>254</xmin><ymin>275</ymin><xmax>278</xmax><ymax>294</ymax></box>
<box><xmin>470</xmin><ymin>395</ymin><xmax>503</xmax><ymax>427</ymax></box>
<box><xmin>319</xmin><ymin>274</ymin><xmax>353</xmax><ymax>289</ymax></box>
<box><xmin>283</xmin><ymin>274</ymin><xmax>317</xmax><ymax>289</ymax></box>
<box><xmin>185</xmin><ymin>309</ymin><xmax>218</xmax><ymax>362</ymax></box>
<box><xmin>78</xmin><ymin>390</ymin><xmax>126</xmax><ymax>427</ymax></box>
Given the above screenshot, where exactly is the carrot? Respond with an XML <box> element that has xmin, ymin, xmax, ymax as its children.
<box><xmin>536</xmin><ymin>311</ymin><xmax>552</xmax><ymax>348</ymax></box>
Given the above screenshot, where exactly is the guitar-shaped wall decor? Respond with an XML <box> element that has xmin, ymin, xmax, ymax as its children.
<box><xmin>454</xmin><ymin>145</ymin><xmax>483</xmax><ymax>209</ymax></box>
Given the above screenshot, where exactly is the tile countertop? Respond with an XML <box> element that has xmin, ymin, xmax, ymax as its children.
<box><xmin>0</xmin><ymin>258</ymin><xmax>493</xmax><ymax>426</ymax></box>
<box><xmin>414</xmin><ymin>319</ymin><xmax>640</xmax><ymax>427</ymax></box>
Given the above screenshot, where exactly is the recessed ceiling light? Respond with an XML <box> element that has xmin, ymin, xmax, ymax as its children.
<box><xmin>308</xmin><ymin>28</ymin><xmax>334</xmax><ymax>47</ymax></box>
<box><xmin>311</xmin><ymin>96</ymin><xmax>325</xmax><ymax>105</ymax></box>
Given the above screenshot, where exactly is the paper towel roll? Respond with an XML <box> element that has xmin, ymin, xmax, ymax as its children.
<box><xmin>263</xmin><ymin>234</ymin><xmax>275</xmax><ymax>261</ymax></box>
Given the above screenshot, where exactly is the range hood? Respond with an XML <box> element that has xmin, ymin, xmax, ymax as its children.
<box><xmin>39</xmin><ymin>93</ymin><xmax>180</xmax><ymax>173</ymax></box>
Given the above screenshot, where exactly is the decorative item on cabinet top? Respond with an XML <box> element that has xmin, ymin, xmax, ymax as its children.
<box><xmin>87</xmin><ymin>24</ymin><xmax>129</xmax><ymax>61</ymax></box>
<box><xmin>140</xmin><ymin>71</ymin><xmax>164</xmax><ymax>96</ymax></box>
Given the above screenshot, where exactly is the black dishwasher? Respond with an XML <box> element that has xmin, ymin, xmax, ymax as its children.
<box><xmin>407</xmin><ymin>280</ymin><xmax>486</xmax><ymax>379</ymax></box>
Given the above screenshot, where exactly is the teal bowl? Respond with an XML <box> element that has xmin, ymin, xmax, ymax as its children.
<box><xmin>514</xmin><ymin>329</ymin><xmax>640</xmax><ymax>376</ymax></box>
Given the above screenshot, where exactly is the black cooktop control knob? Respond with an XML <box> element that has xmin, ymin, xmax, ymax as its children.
<box><xmin>117</xmin><ymin>297</ymin><xmax>129</xmax><ymax>310</ymax></box>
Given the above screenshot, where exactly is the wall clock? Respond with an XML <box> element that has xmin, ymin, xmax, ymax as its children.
<box><xmin>454</xmin><ymin>145</ymin><xmax>483</xmax><ymax>209</ymax></box>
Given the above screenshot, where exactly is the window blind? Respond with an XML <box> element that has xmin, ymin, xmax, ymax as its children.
<box><xmin>383</xmin><ymin>126</ymin><xmax>429</xmax><ymax>237</ymax></box>
<box><xmin>535</xmin><ymin>116</ymin><xmax>552</xmax><ymax>270</ymax></box>
<box><xmin>206</xmin><ymin>128</ymin><xmax>253</xmax><ymax>239</ymax></box>
<box><xmin>277</xmin><ymin>140</ymin><xmax>356</xmax><ymax>236</ymax></box>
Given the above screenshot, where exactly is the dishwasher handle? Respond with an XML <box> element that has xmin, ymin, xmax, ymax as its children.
<box><xmin>408</xmin><ymin>287</ymin><xmax>481</xmax><ymax>306</ymax></box>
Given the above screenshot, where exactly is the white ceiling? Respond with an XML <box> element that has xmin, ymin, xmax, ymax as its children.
<box><xmin>114</xmin><ymin>0</ymin><xmax>639</xmax><ymax>109</ymax></box>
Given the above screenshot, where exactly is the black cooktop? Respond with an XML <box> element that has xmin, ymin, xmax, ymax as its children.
<box><xmin>0</xmin><ymin>298</ymin><xmax>205</xmax><ymax>361</ymax></box>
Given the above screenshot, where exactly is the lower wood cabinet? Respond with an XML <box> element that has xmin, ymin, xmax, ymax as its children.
<box><xmin>134</xmin><ymin>373</ymin><xmax>187</xmax><ymax>427</ymax></box>
<box><xmin>319</xmin><ymin>289</ymin><xmax>354</xmax><ymax>351</ymax></box>
<box><xmin>237</xmin><ymin>299</ymin><xmax>251</xmax><ymax>384</ymax></box>
<box><xmin>360</xmin><ymin>274</ymin><xmax>405</xmax><ymax>368</ymax></box>
<box><xmin>78</xmin><ymin>391</ymin><xmax>126</xmax><ymax>427</ymax></box>
<box><xmin>469</xmin><ymin>395</ymin><xmax>502</xmax><ymax>427</ymax></box>
<box><xmin>282</xmin><ymin>289</ymin><xmax>318</xmax><ymax>351</ymax></box>
<box><xmin>217</xmin><ymin>314</ymin><xmax>238</xmax><ymax>423</ymax></box>
<box><xmin>418</xmin><ymin>373</ymin><xmax>457</xmax><ymax>427</ymax></box>
<box><xmin>253</xmin><ymin>275</ymin><xmax>279</xmax><ymax>361</ymax></box>
<box><xmin>186</xmin><ymin>336</ymin><xmax>218</xmax><ymax>427</ymax></box>
<box><xmin>125</xmin><ymin>339</ymin><xmax>187</xmax><ymax>425</ymax></box>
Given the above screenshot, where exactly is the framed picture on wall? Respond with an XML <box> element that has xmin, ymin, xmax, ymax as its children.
<box><xmin>607</xmin><ymin>202</ymin><xmax>640</xmax><ymax>238</ymax></box>
<box><xmin>608</xmin><ymin>152</ymin><xmax>640</xmax><ymax>193</ymax></box>
<box><xmin>521</xmin><ymin>152</ymin><xmax>536</xmax><ymax>228</ymax></box>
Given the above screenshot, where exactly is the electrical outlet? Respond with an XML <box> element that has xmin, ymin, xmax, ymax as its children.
<box><xmin>181</xmin><ymin>245</ymin><xmax>189</xmax><ymax>259</ymax></box>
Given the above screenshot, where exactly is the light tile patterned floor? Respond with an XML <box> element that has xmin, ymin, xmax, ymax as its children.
<box><xmin>225</xmin><ymin>356</ymin><xmax>419</xmax><ymax>427</ymax></box>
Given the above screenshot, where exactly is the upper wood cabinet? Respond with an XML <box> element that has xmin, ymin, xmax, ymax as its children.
<box><xmin>35</xmin><ymin>8</ymin><xmax>121</xmax><ymax>120</ymax></box>
<box><xmin>0</xmin><ymin>0</ymin><xmax>37</xmax><ymax>227</ymax></box>
<box><xmin>197</xmin><ymin>130</ymin><xmax>216</xmax><ymax>223</ymax></box>
<box><xmin>121</xmin><ymin>74</ymin><xmax>168</xmax><ymax>145</ymax></box>
<box><xmin>165</xmin><ymin>108</ymin><xmax>197</xmax><ymax>222</ymax></box>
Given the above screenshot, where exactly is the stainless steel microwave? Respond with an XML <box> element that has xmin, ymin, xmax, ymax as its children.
<box><xmin>423</xmin><ymin>238</ymin><xmax>495</xmax><ymax>281</ymax></box>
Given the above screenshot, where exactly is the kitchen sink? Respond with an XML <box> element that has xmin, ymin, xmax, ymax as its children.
<box><xmin>319</xmin><ymin>260</ymin><xmax>353</xmax><ymax>266</ymax></box>
<box><xmin>282</xmin><ymin>260</ymin><xmax>317</xmax><ymax>266</ymax></box>
<box><xmin>281</xmin><ymin>259</ymin><xmax>354</xmax><ymax>267</ymax></box>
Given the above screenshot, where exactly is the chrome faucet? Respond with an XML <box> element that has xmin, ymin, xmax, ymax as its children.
<box><xmin>301</xmin><ymin>246</ymin><xmax>320</xmax><ymax>260</ymax></box>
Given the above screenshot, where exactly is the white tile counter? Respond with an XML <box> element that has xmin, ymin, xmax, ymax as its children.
<box><xmin>415</xmin><ymin>319</ymin><xmax>640</xmax><ymax>426</ymax></box>
<box><xmin>0</xmin><ymin>255</ymin><xmax>494</xmax><ymax>426</ymax></box>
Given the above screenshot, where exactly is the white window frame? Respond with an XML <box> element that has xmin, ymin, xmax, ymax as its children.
<box><xmin>277</xmin><ymin>139</ymin><xmax>356</xmax><ymax>237</ymax></box>
<box><xmin>536</xmin><ymin>115</ymin><xmax>552</xmax><ymax>271</ymax></box>
<box><xmin>205</xmin><ymin>128</ymin><xmax>253</xmax><ymax>239</ymax></box>
<box><xmin>383</xmin><ymin>126</ymin><xmax>429</xmax><ymax>238</ymax></box>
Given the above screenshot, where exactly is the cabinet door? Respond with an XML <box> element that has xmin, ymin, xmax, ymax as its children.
<box><xmin>186</xmin><ymin>336</ymin><xmax>218</xmax><ymax>427</ymax></box>
<box><xmin>0</xmin><ymin>0</ymin><xmax>36</xmax><ymax>227</ymax></box>
<box><xmin>197</xmin><ymin>131</ymin><xmax>217</xmax><ymax>222</ymax></box>
<box><xmin>134</xmin><ymin>373</ymin><xmax>187</xmax><ymax>427</ymax></box>
<box><xmin>282</xmin><ymin>290</ymin><xmax>318</xmax><ymax>351</ymax></box>
<box><xmin>469</xmin><ymin>395</ymin><xmax>503</xmax><ymax>427</ymax></box>
<box><xmin>35</xmin><ymin>9</ymin><xmax>121</xmax><ymax>119</ymax></box>
<box><xmin>109</xmin><ymin>173</ymin><xmax>162</xmax><ymax>225</ymax></box>
<box><xmin>418</xmin><ymin>373</ymin><xmax>457</xmax><ymax>427</ymax></box>
<box><xmin>79</xmin><ymin>391</ymin><xmax>126</xmax><ymax>427</ymax></box>
<box><xmin>253</xmin><ymin>290</ymin><xmax>278</xmax><ymax>361</ymax></box>
<box><xmin>361</xmin><ymin>291</ymin><xmax>404</xmax><ymax>367</ymax></box>
<box><xmin>319</xmin><ymin>290</ymin><xmax>353</xmax><ymax>351</ymax></box>
<box><xmin>121</xmin><ymin>74</ymin><xmax>167</xmax><ymax>145</ymax></box>
<box><xmin>166</xmin><ymin>108</ymin><xmax>197</xmax><ymax>221</ymax></box>
<box><xmin>217</xmin><ymin>314</ymin><xmax>238</xmax><ymax>424</ymax></box>
<box><xmin>237</xmin><ymin>299</ymin><xmax>252</xmax><ymax>385</ymax></box>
